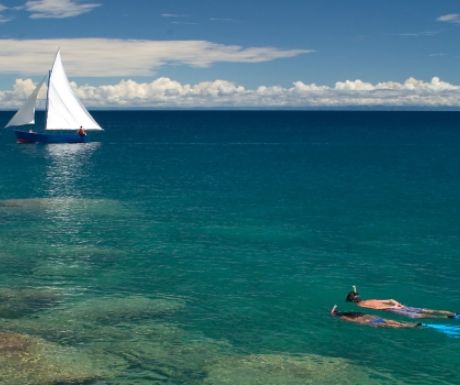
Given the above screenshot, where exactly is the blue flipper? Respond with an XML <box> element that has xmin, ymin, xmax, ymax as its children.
<box><xmin>423</xmin><ymin>323</ymin><xmax>460</xmax><ymax>337</ymax></box>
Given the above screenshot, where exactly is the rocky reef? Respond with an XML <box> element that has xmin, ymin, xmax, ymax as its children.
<box><xmin>0</xmin><ymin>331</ymin><xmax>125</xmax><ymax>385</ymax></box>
<box><xmin>0</xmin><ymin>294</ymin><xmax>394</xmax><ymax>384</ymax></box>
<box><xmin>203</xmin><ymin>353</ymin><xmax>394</xmax><ymax>385</ymax></box>
<box><xmin>0</xmin><ymin>287</ymin><xmax>62</xmax><ymax>318</ymax></box>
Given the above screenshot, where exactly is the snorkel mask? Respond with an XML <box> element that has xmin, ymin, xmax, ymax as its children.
<box><xmin>345</xmin><ymin>285</ymin><xmax>361</xmax><ymax>302</ymax></box>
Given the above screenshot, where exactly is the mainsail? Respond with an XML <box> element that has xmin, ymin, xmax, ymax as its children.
<box><xmin>5</xmin><ymin>79</ymin><xmax>45</xmax><ymax>128</ymax></box>
<box><xmin>46</xmin><ymin>50</ymin><xmax>102</xmax><ymax>131</ymax></box>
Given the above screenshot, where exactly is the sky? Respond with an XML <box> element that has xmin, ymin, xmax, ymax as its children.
<box><xmin>0</xmin><ymin>0</ymin><xmax>460</xmax><ymax>108</ymax></box>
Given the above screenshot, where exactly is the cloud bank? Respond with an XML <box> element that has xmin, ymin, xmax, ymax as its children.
<box><xmin>1</xmin><ymin>76</ymin><xmax>459</xmax><ymax>109</ymax></box>
<box><xmin>437</xmin><ymin>14</ymin><xmax>460</xmax><ymax>24</ymax></box>
<box><xmin>0</xmin><ymin>39</ymin><xmax>310</xmax><ymax>76</ymax></box>
<box><xmin>25</xmin><ymin>0</ymin><xmax>101</xmax><ymax>19</ymax></box>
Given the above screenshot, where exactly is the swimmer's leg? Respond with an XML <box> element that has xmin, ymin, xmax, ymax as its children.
<box><xmin>420</xmin><ymin>309</ymin><xmax>456</xmax><ymax>318</ymax></box>
<box><xmin>384</xmin><ymin>319</ymin><xmax>421</xmax><ymax>329</ymax></box>
<box><xmin>390</xmin><ymin>307</ymin><xmax>456</xmax><ymax>319</ymax></box>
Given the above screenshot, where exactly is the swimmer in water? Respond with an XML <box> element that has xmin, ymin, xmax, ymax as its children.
<box><xmin>345</xmin><ymin>286</ymin><xmax>459</xmax><ymax>319</ymax></box>
<box><xmin>330</xmin><ymin>305</ymin><xmax>421</xmax><ymax>328</ymax></box>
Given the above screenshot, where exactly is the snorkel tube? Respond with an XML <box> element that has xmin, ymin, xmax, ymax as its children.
<box><xmin>351</xmin><ymin>285</ymin><xmax>360</xmax><ymax>302</ymax></box>
<box><xmin>330</xmin><ymin>304</ymin><xmax>338</xmax><ymax>316</ymax></box>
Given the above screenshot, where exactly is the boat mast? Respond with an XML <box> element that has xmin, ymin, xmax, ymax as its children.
<box><xmin>45</xmin><ymin>49</ymin><xmax>59</xmax><ymax>130</ymax></box>
<box><xmin>44</xmin><ymin>69</ymin><xmax>51</xmax><ymax>130</ymax></box>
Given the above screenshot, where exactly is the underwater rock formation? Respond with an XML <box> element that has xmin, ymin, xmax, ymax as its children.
<box><xmin>0</xmin><ymin>287</ymin><xmax>62</xmax><ymax>318</ymax></box>
<box><xmin>60</xmin><ymin>295</ymin><xmax>186</xmax><ymax>322</ymax></box>
<box><xmin>0</xmin><ymin>198</ymin><xmax>55</xmax><ymax>208</ymax></box>
<box><xmin>31</xmin><ymin>245</ymin><xmax>129</xmax><ymax>278</ymax></box>
<box><xmin>4</xmin><ymin>294</ymin><xmax>364</xmax><ymax>385</ymax></box>
<box><xmin>0</xmin><ymin>331</ymin><xmax>124</xmax><ymax>385</ymax></box>
<box><xmin>0</xmin><ymin>296</ymin><xmax>186</xmax><ymax>344</ymax></box>
<box><xmin>0</xmin><ymin>294</ymin><xmax>390</xmax><ymax>385</ymax></box>
<box><xmin>89</xmin><ymin>321</ymin><xmax>233</xmax><ymax>384</ymax></box>
<box><xmin>204</xmin><ymin>353</ymin><xmax>391</xmax><ymax>385</ymax></box>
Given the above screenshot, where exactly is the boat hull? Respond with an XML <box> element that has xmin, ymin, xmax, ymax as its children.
<box><xmin>15</xmin><ymin>130</ymin><xmax>88</xmax><ymax>144</ymax></box>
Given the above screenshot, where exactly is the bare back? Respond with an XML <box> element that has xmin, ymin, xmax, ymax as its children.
<box><xmin>356</xmin><ymin>299</ymin><xmax>404</xmax><ymax>310</ymax></box>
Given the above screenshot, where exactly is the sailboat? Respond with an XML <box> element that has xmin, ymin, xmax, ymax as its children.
<box><xmin>5</xmin><ymin>50</ymin><xmax>103</xmax><ymax>143</ymax></box>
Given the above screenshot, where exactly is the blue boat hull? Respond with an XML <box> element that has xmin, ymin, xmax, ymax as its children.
<box><xmin>15</xmin><ymin>130</ymin><xmax>88</xmax><ymax>144</ymax></box>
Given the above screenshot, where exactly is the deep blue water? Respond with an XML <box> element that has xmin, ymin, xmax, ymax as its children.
<box><xmin>0</xmin><ymin>111</ymin><xmax>459</xmax><ymax>384</ymax></box>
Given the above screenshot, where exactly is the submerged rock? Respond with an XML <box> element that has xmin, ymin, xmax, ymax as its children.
<box><xmin>61</xmin><ymin>296</ymin><xmax>186</xmax><ymax>322</ymax></box>
<box><xmin>0</xmin><ymin>331</ymin><xmax>124</xmax><ymax>385</ymax></box>
<box><xmin>2</xmin><ymin>311</ymin><xmax>232</xmax><ymax>384</ymax></box>
<box><xmin>31</xmin><ymin>245</ymin><xmax>128</xmax><ymax>278</ymax></box>
<box><xmin>0</xmin><ymin>198</ymin><xmax>54</xmax><ymax>208</ymax></box>
<box><xmin>32</xmin><ymin>261</ymin><xmax>91</xmax><ymax>278</ymax></box>
<box><xmin>87</xmin><ymin>321</ymin><xmax>233</xmax><ymax>385</ymax></box>
<box><xmin>0</xmin><ymin>296</ymin><xmax>186</xmax><ymax>344</ymax></box>
<box><xmin>204</xmin><ymin>353</ymin><xmax>393</xmax><ymax>385</ymax></box>
<box><xmin>0</xmin><ymin>287</ymin><xmax>62</xmax><ymax>318</ymax></box>
<box><xmin>0</xmin><ymin>331</ymin><xmax>32</xmax><ymax>352</ymax></box>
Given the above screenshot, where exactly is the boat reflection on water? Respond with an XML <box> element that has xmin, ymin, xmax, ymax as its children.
<box><xmin>44</xmin><ymin>143</ymin><xmax>101</xmax><ymax>234</ymax></box>
<box><xmin>45</xmin><ymin>142</ymin><xmax>100</xmax><ymax>196</ymax></box>
<box><xmin>23</xmin><ymin>142</ymin><xmax>102</xmax><ymax>289</ymax></box>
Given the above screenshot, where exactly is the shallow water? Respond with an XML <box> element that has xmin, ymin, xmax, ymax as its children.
<box><xmin>0</xmin><ymin>111</ymin><xmax>459</xmax><ymax>384</ymax></box>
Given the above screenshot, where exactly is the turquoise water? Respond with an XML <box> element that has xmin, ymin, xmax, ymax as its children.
<box><xmin>0</xmin><ymin>111</ymin><xmax>459</xmax><ymax>384</ymax></box>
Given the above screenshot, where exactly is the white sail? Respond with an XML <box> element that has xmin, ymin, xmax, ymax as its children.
<box><xmin>46</xmin><ymin>50</ymin><xmax>102</xmax><ymax>131</ymax></box>
<box><xmin>5</xmin><ymin>79</ymin><xmax>45</xmax><ymax>128</ymax></box>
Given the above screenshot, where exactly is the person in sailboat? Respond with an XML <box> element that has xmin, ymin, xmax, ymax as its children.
<box><xmin>5</xmin><ymin>50</ymin><xmax>103</xmax><ymax>144</ymax></box>
<box><xmin>77</xmin><ymin>126</ymin><xmax>87</xmax><ymax>136</ymax></box>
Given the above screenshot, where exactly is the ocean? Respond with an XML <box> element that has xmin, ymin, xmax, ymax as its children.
<box><xmin>0</xmin><ymin>110</ymin><xmax>459</xmax><ymax>384</ymax></box>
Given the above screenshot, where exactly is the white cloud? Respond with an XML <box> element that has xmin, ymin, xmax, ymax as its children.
<box><xmin>0</xmin><ymin>38</ymin><xmax>310</xmax><ymax>76</ymax></box>
<box><xmin>0</xmin><ymin>3</ymin><xmax>12</xmax><ymax>22</ymax></box>
<box><xmin>2</xmin><ymin>76</ymin><xmax>459</xmax><ymax>109</ymax></box>
<box><xmin>25</xmin><ymin>0</ymin><xmax>100</xmax><ymax>19</ymax></box>
<box><xmin>0</xmin><ymin>40</ymin><xmax>457</xmax><ymax>109</ymax></box>
<box><xmin>291</xmin><ymin>81</ymin><xmax>327</xmax><ymax>92</ymax></box>
<box><xmin>161</xmin><ymin>13</ymin><xmax>189</xmax><ymax>18</ymax></box>
<box><xmin>392</xmin><ymin>31</ymin><xmax>440</xmax><ymax>38</ymax></box>
<box><xmin>171</xmin><ymin>21</ymin><xmax>198</xmax><ymax>26</ymax></box>
<box><xmin>437</xmin><ymin>14</ymin><xmax>460</xmax><ymax>24</ymax></box>
<box><xmin>335</xmin><ymin>79</ymin><xmax>375</xmax><ymax>91</ymax></box>
<box><xmin>161</xmin><ymin>13</ymin><xmax>196</xmax><ymax>24</ymax></box>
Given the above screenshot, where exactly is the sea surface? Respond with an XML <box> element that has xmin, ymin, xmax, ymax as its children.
<box><xmin>0</xmin><ymin>111</ymin><xmax>459</xmax><ymax>384</ymax></box>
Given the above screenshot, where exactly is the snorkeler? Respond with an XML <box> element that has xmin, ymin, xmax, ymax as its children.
<box><xmin>330</xmin><ymin>305</ymin><xmax>420</xmax><ymax>328</ymax></box>
<box><xmin>345</xmin><ymin>286</ymin><xmax>459</xmax><ymax>319</ymax></box>
<box><xmin>331</xmin><ymin>305</ymin><xmax>460</xmax><ymax>337</ymax></box>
